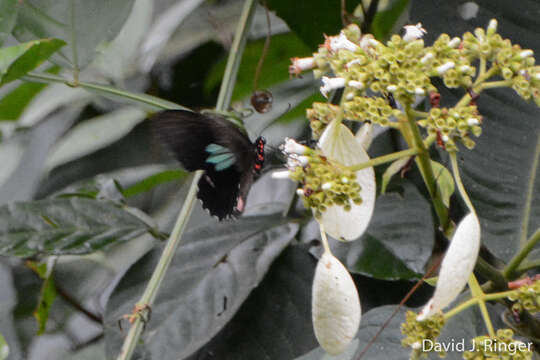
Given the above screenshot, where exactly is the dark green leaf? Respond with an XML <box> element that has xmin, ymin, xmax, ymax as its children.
<box><xmin>104</xmin><ymin>213</ymin><xmax>298</xmax><ymax>359</ymax></box>
<box><xmin>371</xmin><ymin>0</ymin><xmax>409</xmax><ymax>40</ymax></box>
<box><xmin>187</xmin><ymin>246</ymin><xmax>318</xmax><ymax>360</ymax></box>
<box><xmin>296</xmin><ymin>305</ymin><xmax>410</xmax><ymax>360</ymax></box>
<box><xmin>205</xmin><ymin>33</ymin><xmax>312</xmax><ymax>101</ymax></box>
<box><xmin>328</xmin><ymin>182</ymin><xmax>433</xmax><ymax>280</ymax></box>
<box><xmin>0</xmin><ymin>0</ymin><xmax>17</xmax><ymax>46</ymax></box>
<box><xmin>0</xmin><ymin>197</ymin><xmax>153</xmax><ymax>257</ymax></box>
<box><xmin>0</xmin><ymin>39</ymin><xmax>65</xmax><ymax>86</ymax></box>
<box><xmin>13</xmin><ymin>0</ymin><xmax>135</xmax><ymax>69</ymax></box>
<box><xmin>266</xmin><ymin>0</ymin><xmax>358</xmax><ymax>49</ymax></box>
<box><xmin>26</xmin><ymin>260</ymin><xmax>57</xmax><ymax>335</ymax></box>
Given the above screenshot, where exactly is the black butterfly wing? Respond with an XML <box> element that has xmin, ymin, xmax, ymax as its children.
<box><xmin>151</xmin><ymin>110</ymin><xmax>256</xmax><ymax>220</ymax></box>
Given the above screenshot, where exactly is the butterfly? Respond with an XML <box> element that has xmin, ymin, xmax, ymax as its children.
<box><xmin>151</xmin><ymin>110</ymin><xmax>265</xmax><ymax>220</ymax></box>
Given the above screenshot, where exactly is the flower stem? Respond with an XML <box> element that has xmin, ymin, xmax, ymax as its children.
<box><xmin>504</xmin><ymin>228</ymin><xmax>540</xmax><ymax>279</ymax></box>
<box><xmin>347</xmin><ymin>147</ymin><xmax>420</xmax><ymax>171</ymax></box>
<box><xmin>116</xmin><ymin>0</ymin><xmax>258</xmax><ymax>359</ymax></box>
<box><xmin>449</xmin><ymin>151</ymin><xmax>475</xmax><ymax>214</ymax></box>
<box><xmin>468</xmin><ymin>274</ymin><xmax>496</xmax><ymax>337</ymax></box>
<box><xmin>404</xmin><ymin>105</ymin><xmax>450</xmax><ymax>232</ymax></box>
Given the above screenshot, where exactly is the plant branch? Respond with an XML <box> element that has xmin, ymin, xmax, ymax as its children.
<box><xmin>116</xmin><ymin>0</ymin><xmax>258</xmax><ymax>359</ymax></box>
<box><xmin>347</xmin><ymin>147</ymin><xmax>419</xmax><ymax>171</ymax></box>
<box><xmin>22</xmin><ymin>72</ymin><xmax>184</xmax><ymax>111</ymax></box>
<box><xmin>404</xmin><ymin>105</ymin><xmax>450</xmax><ymax>232</ymax></box>
<box><xmin>468</xmin><ymin>274</ymin><xmax>495</xmax><ymax>337</ymax></box>
<box><xmin>504</xmin><ymin>228</ymin><xmax>540</xmax><ymax>279</ymax></box>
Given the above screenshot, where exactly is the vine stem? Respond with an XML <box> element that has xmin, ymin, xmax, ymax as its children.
<box><xmin>116</xmin><ymin>0</ymin><xmax>259</xmax><ymax>359</ymax></box>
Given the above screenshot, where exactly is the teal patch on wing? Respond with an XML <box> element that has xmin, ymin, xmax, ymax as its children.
<box><xmin>205</xmin><ymin>143</ymin><xmax>236</xmax><ymax>171</ymax></box>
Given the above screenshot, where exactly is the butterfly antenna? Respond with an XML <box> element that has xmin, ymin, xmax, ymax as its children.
<box><xmin>253</xmin><ymin>102</ymin><xmax>293</xmax><ymax>136</ymax></box>
<box><xmin>355</xmin><ymin>254</ymin><xmax>443</xmax><ymax>359</ymax></box>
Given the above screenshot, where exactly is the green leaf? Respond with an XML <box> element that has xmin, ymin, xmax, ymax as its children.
<box><xmin>296</xmin><ymin>305</ymin><xmax>409</xmax><ymax>360</ymax></box>
<box><xmin>371</xmin><ymin>0</ymin><xmax>409</xmax><ymax>40</ymax></box>
<box><xmin>188</xmin><ymin>246</ymin><xmax>318</xmax><ymax>359</ymax></box>
<box><xmin>0</xmin><ymin>66</ymin><xmax>59</xmax><ymax>122</ymax></box>
<box><xmin>45</xmin><ymin>107</ymin><xmax>147</xmax><ymax>171</ymax></box>
<box><xmin>205</xmin><ymin>33</ymin><xmax>312</xmax><ymax>101</ymax></box>
<box><xmin>26</xmin><ymin>260</ymin><xmax>57</xmax><ymax>335</ymax></box>
<box><xmin>122</xmin><ymin>169</ymin><xmax>187</xmax><ymax>198</ymax></box>
<box><xmin>13</xmin><ymin>0</ymin><xmax>135</xmax><ymax>69</ymax></box>
<box><xmin>0</xmin><ymin>333</ymin><xmax>7</xmax><ymax>360</ymax></box>
<box><xmin>266</xmin><ymin>0</ymin><xmax>351</xmax><ymax>49</ymax></box>
<box><xmin>431</xmin><ymin>160</ymin><xmax>454</xmax><ymax>208</ymax></box>
<box><xmin>105</xmin><ymin>213</ymin><xmax>298</xmax><ymax>359</ymax></box>
<box><xmin>0</xmin><ymin>38</ymin><xmax>65</xmax><ymax>86</ymax></box>
<box><xmin>0</xmin><ymin>197</ymin><xmax>154</xmax><ymax>257</ymax></box>
<box><xmin>0</xmin><ymin>0</ymin><xmax>17</xmax><ymax>46</ymax></box>
<box><xmin>329</xmin><ymin>182</ymin><xmax>433</xmax><ymax>280</ymax></box>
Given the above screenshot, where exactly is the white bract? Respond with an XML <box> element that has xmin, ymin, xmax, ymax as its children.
<box><xmin>317</xmin><ymin>119</ymin><xmax>376</xmax><ymax>241</ymax></box>
<box><xmin>312</xmin><ymin>252</ymin><xmax>361</xmax><ymax>355</ymax></box>
<box><xmin>417</xmin><ymin>212</ymin><xmax>481</xmax><ymax>320</ymax></box>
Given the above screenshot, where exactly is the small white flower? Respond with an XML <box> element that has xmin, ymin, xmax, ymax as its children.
<box><xmin>412</xmin><ymin>341</ymin><xmax>421</xmax><ymax>350</ymax></box>
<box><xmin>297</xmin><ymin>155</ymin><xmax>310</xmax><ymax>166</ymax></box>
<box><xmin>320</xmin><ymin>76</ymin><xmax>346</xmax><ymax>98</ymax></box>
<box><xmin>520</xmin><ymin>50</ymin><xmax>533</xmax><ymax>59</ymax></box>
<box><xmin>271</xmin><ymin>170</ymin><xmax>291</xmax><ymax>179</ymax></box>
<box><xmin>322</xmin><ymin>182</ymin><xmax>332</xmax><ymax>190</ymax></box>
<box><xmin>312</xmin><ymin>252</ymin><xmax>361</xmax><ymax>355</ymax></box>
<box><xmin>415</xmin><ymin>87</ymin><xmax>425</xmax><ymax>95</ymax></box>
<box><xmin>346</xmin><ymin>92</ymin><xmax>354</xmax><ymax>100</ymax></box>
<box><xmin>348</xmin><ymin>80</ymin><xmax>364</xmax><ymax>89</ymax></box>
<box><xmin>442</xmin><ymin>134</ymin><xmax>449</xmax><ymax>142</ymax></box>
<box><xmin>460</xmin><ymin>65</ymin><xmax>471</xmax><ymax>73</ymax></box>
<box><xmin>296</xmin><ymin>188</ymin><xmax>305</xmax><ymax>196</ymax></box>
<box><xmin>437</xmin><ymin>61</ymin><xmax>455</xmax><ymax>75</ymax></box>
<box><xmin>368</xmin><ymin>38</ymin><xmax>382</xmax><ymax>48</ymax></box>
<box><xmin>387</xmin><ymin>85</ymin><xmax>398</xmax><ymax>92</ymax></box>
<box><xmin>487</xmin><ymin>19</ymin><xmax>498</xmax><ymax>34</ymax></box>
<box><xmin>403</xmin><ymin>23</ymin><xmax>427</xmax><ymax>42</ymax></box>
<box><xmin>329</xmin><ymin>32</ymin><xmax>359</xmax><ymax>52</ymax></box>
<box><xmin>283</xmin><ymin>138</ymin><xmax>307</xmax><ymax>155</ymax></box>
<box><xmin>341</xmin><ymin>177</ymin><xmax>349</xmax><ymax>183</ymax></box>
<box><xmin>467</xmin><ymin>118</ymin><xmax>479</xmax><ymax>126</ymax></box>
<box><xmin>420</xmin><ymin>52</ymin><xmax>434</xmax><ymax>64</ymax></box>
<box><xmin>448</xmin><ymin>37</ymin><xmax>461</xmax><ymax>48</ymax></box>
<box><xmin>535</xmin><ymin>73</ymin><xmax>540</xmax><ymax>81</ymax></box>
<box><xmin>289</xmin><ymin>57</ymin><xmax>315</xmax><ymax>75</ymax></box>
<box><xmin>417</xmin><ymin>213</ymin><xmax>481</xmax><ymax>321</ymax></box>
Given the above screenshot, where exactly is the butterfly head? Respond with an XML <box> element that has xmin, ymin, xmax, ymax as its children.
<box><xmin>253</xmin><ymin>136</ymin><xmax>266</xmax><ymax>174</ymax></box>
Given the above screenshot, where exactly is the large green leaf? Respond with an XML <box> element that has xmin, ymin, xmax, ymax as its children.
<box><xmin>104</xmin><ymin>213</ymin><xmax>298</xmax><ymax>359</ymax></box>
<box><xmin>0</xmin><ymin>0</ymin><xmax>17</xmax><ymax>46</ymax></box>
<box><xmin>12</xmin><ymin>0</ymin><xmax>135</xmax><ymax>69</ymax></box>
<box><xmin>187</xmin><ymin>246</ymin><xmax>318</xmax><ymax>360</ymax></box>
<box><xmin>411</xmin><ymin>0</ymin><xmax>540</xmax><ymax>263</ymax></box>
<box><xmin>0</xmin><ymin>197</ymin><xmax>154</xmax><ymax>257</ymax></box>
<box><xmin>26</xmin><ymin>260</ymin><xmax>57</xmax><ymax>335</ymax></box>
<box><xmin>327</xmin><ymin>182</ymin><xmax>434</xmax><ymax>280</ymax></box>
<box><xmin>266</xmin><ymin>0</ymin><xmax>359</xmax><ymax>49</ymax></box>
<box><xmin>0</xmin><ymin>38</ymin><xmax>65</xmax><ymax>86</ymax></box>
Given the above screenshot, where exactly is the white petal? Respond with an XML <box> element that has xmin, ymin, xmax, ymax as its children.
<box><xmin>417</xmin><ymin>212</ymin><xmax>481</xmax><ymax>320</ymax></box>
<box><xmin>317</xmin><ymin>120</ymin><xmax>376</xmax><ymax>241</ymax></box>
<box><xmin>355</xmin><ymin>122</ymin><xmax>373</xmax><ymax>150</ymax></box>
<box><xmin>312</xmin><ymin>252</ymin><xmax>361</xmax><ymax>355</ymax></box>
